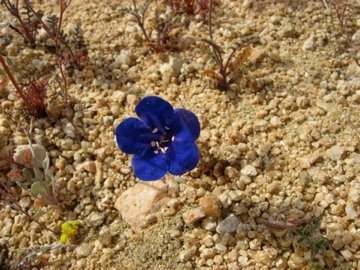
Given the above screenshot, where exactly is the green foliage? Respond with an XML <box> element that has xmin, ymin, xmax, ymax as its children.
<box><xmin>22</xmin><ymin>146</ymin><xmax>57</xmax><ymax>206</ymax></box>
<box><xmin>60</xmin><ymin>221</ymin><xmax>81</xmax><ymax>244</ymax></box>
<box><xmin>295</xmin><ymin>217</ymin><xmax>329</xmax><ymax>270</ymax></box>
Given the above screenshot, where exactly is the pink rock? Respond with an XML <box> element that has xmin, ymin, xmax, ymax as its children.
<box><xmin>114</xmin><ymin>181</ymin><xmax>169</xmax><ymax>232</ymax></box>
<box><xmin>183</xmin><ymin>206</ymin><xmax>206</xmax><ymax>225</ymax></box>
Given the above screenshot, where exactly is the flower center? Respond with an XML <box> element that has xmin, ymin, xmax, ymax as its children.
<box><xmin>150</xmin><ymin>127</ymin><xmax>174</xmax><ymax>154</ymax></box>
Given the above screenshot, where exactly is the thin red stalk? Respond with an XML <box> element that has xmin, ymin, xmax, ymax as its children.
<box><xmin>23</xmin><ymin>0</ymin><xmax>79</xmax><ymax>67</ymax></box>
<box><xmin>56</xmin><ymin>1</ymin><xmax>68</xmax><ymax>106</ymax></box>
<box><xmin>132</xmin><ymin>0</ymin><xmax>151</xmax><ymax>43</ymax></box>
<box><xmin>0</xmin><ymin>55</ymin><xmax>27</xmax><ymax>101</ymax></box>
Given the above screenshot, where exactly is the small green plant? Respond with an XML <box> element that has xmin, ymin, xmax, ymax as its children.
<box><xmin>201</xmin><ymin>0</ymin><xmax>255</xmax><ymax>91</ymax></box>
<box><xmin>0</xmin><ymin>0</ymin><xmax>43</xmax><ymax>48</ymax></box>
<box><xmin>7</xmin><ymin>125</ymin><xmax>58</xmax><ymax>206</ymax></box>
<box><xmin>295</xmin><ymin>217</ymin><xmax>328</xmax><ymax>270</ymax></box>
<box><xmin>122</xmin><ymin>0</ymin><xmax>180</xmax><ymax>52</ymax></box>
<box><xmin>329</xmin><ymin>0</ymin><xmax>359</xmax><ymax>66</ymax></box>
<box><xmin>59</xmin><ymin>220</ymin><xmax>81</xmax><ymax>244</ymax></box>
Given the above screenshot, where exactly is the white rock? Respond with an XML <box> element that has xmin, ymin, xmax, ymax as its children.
<box><xmin>85</xmin><ymin>211</ymin><xmax>105</xmax><ymax>228</ymax></box>
<box><xmin>63</xmin><ymin>122</ymin><xmax>76</xmax><ymax>138</ymax></box>
<box><xmin>13</xmin><ymin>144</ymin><xmax>47</xmax><ymax>168</ymax></box>
<box><xmin>76</xmin><ymin>243</ymin><xmax>94</xmax><ymax>257</ymax></box>
<box><xmin>202</xmin><ymin>218</ymin><xmax>217</xmax><ymax>231</ymax></box>
<box><xmin>179</xmin><ymin>246</ymin><xmax>196</xmax><ymax>261</ymax></box>
<box><xmin>160</xmin><ymin>57</ymin><xmax>183</xmax><ymax>84</ymax></box>
<box><xmin>216</xmin><ymin>214</ymin><xmax>240</xmax><ymax>234</ymax></box>
<box><xmin>113</xmin><ymin>50</ymin><xmax>132</xmax><ymax>68</ymax></box>
<box><xmin>241</xmin><ymin>165</ymin><xmax>257</xmax><ymax>176</ymax></box>
<box><xmin>302</xmin><ymin>36</ymin><xmax>315</xmax><ymax>51</ymax></box>
<box><xmin>328</xmin><ymin>145</ymin><xmax>345</xmax><ymax>161</ymax></box>
<box><xmin>19</xmin><ymin>197</ymin><xmax>32</xmax><ymax>208</ymax></box>
<box><xmin>269</xmin><ymin>116</ymin><xmax>282</xmax><ymax>127</ymax></box>
<box><xmin>345</xmin><ymin>202</ymin><xmax>358</xmax><ymax>219</ymax></box>
<box><xmin>114</xmin><ymin>181</ymin><xmax>169</xmax><ymax>232</ymax></box>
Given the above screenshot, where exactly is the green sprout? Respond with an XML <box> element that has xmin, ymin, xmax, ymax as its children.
<box><xmin>295</xmin><ymin>217</ymin><xmax>329</xmax><ymax>270</ymax></box>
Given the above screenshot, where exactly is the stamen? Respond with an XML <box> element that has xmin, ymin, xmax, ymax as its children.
<box><xmin>165</xmin><ymin>126</ymin><xmax>170</xmax><ymax>130</ymax></box>
<box><xmin>160</xmin><ymin>147</ymin><xmax>168</xmax><ymax>153</ymax></box>
<box><xmin>152</xmin><ymin>128</ymin><xmax>158</xmax><ymax>133</ymax></box>
<box><xmin>151</xmin><ymin>141</ymin><xmax>156</xmax><ymax>147</ymax></box>
<box><xmin>154</xmin><ymin>150</ymin><xmax>159</xmax><ymax>154</ymax></box>
<box><xmin>171</xmin><ymin>136</ymin><xmax>175</xmax><ymax>141</ymax></box>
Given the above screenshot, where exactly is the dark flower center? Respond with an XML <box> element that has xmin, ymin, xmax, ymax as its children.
<box><xmin>150</xmin><ymin>127</ymin><xmax>173</xmax><ymax>154</ymax></box>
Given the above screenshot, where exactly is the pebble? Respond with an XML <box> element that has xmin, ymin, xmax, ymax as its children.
<box><xmin>216</xmin><ymin>214</ymin><xmax>240</xmax><ymax>234</ymax></box>
<box><xmin>241</xmin><ymin>165</ymin><xmax>257</xmax><ymax>176</ymax></box>
<box><xmin>302</xmin><ymin>35</ymin><xmax>315</xmax><ymax>51</ymax></box>
<box><xmin>76</xmin><ymin>243</ymin><xmax>94</xmax><ymax>258</ymax></box>
<box><xmin>202</xmin><ymin>218</ymin><xmax>217</xmax><ymax>231</ymax></box>
<box><xmin>13</xmin><ymin>144</ymin><xmax>47</xmax><ymax>168</ymax></box>
<box><xmin>179</xmin><ymin>246</ymin><xmax>197</xmax><ymax>262</ymax></box>
<box><xmin>183</xmin><ymin>207</ymin><xmax>206</xmax><ymax>225</ymax></box>
<box><xmin>269</xmin><ymin>116</ymin><xmax>282</xmax><ymax>127</ymax></box>
<box><xmin>199</xmin><ymin>194</ymin><xmax>221</xmax><ymax>219</ymax></box>
<box><xmin>85</xmin><ymin>211</ymin><xmax>105</xmax><ymax>228</ymax></box>
<box><xmin>328</xmin><ymin>145</ymin><xmax>345</xmax><ymax>161</ymax></box>
<box><xmin>63</xmin><ymin>122</ymin><xmax>76</xmax><ymax>138</ymax></box>
<box><xmin>19</xmin><ymin>197</ymin><xmax>32</xmax><ymax>209</ymax></box>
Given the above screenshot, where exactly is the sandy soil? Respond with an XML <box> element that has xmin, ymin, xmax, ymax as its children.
<box><xmin>0</xmin><ymin>0</ymin><xmax>359</xmax><ymax>269</ymax></box>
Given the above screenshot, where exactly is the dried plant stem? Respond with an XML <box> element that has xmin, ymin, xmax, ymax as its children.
<box><xmin>23</xmin><ymin>0</ymin><xmax>80</xmax><ymax>68</ymax></box>
<box><xmin>56</xmin><ymin>1</ymin><xmax>70</xmax><ymax>107</ymax></box>
<box><xmin>131</xmin><ymin>0</ymin><xmax>152</xmax><ymax>43</ymax></box>
<box><xmin>0</xmin><ymin>55</ymin><xmax>27</xmax><ymax>101</ymax></box>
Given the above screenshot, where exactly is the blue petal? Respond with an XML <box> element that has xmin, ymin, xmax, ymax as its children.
<box><xmin>132</xmin><ymin>153</ymin><xmax>168</xmax><ymax>181</ymax></box>
<box><xmin>171</xmin><ymin>109</ymin><xmax>200</xmax><ymax>142</ymax></box>
<box><xmin>167</xmin><ymin>141</ymin><xmax>199</xmax><ymax>175</ymax></box>
<box><xmin>115</xmin><ymin>117</ymin><xmax>158</xmax><ymax>154</ymax></box>
<box><xmin>135</xmin><ymin>96</ymin><xmax>175</xmax><ymax>133</ymax></box>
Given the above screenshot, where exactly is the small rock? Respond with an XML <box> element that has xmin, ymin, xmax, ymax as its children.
<box><xmin>302</xmin><ymin>36</ymin><xmax>315</xmax><ymax>51</ymax></box>
<box><xmin>241</xmin><ymin>165</ymin><xmax>257</xmax><ymax>176</ymax></box>
<box><xmin>19</xmin><ymin>197</ymin><xmax>32</xmax><ymax>209</ymax></box>
<box><xmin>76</xmin><ymin>243</ymin><xmax>94</xmax><ymax>258</ymax></box>
<box><xmin>202</xmin><ymin>218</ymin><xmax>217</xmax><ymax>231</ymax></box>
<box><xmin>113</xmin><ymin>50</ymin><xmax>132</xmax><ymax>68</ymax></box>
<box><xmin>345</xmin><ymin>202</ymin><xmax>358</xmax><ymax>219</ymax></box>
<box><xmin>114</xmin><ymin>181</ymin><xmax>169</xmax><ymax>232</ymax></box>
<box><xmin>63</xmin><ymin>122</ymin><xmax>76</xmax><ymax>138</ymax></box>
<box><xmin>85</xmin><ymin>211</ymin><xmax>105</xmax><ymax>228</ymax></box>
<box><xmin>183</xmin><ymin>206</ymin><xmax>206</xmax><ymax>225</ymax></box>
<box><xmin>340</xmin><ymin>249</ymin><xmax>353</xmax><ymax>261</ymax></box>
<box><xmin>199</xmin><ymin>194</ymin><xmax>221</xmax><ymax>219</ymax></box>
<box><xmin>216</xmin><ymin>214</ymin><xmax>240</xmax><ymax>234</ymax></box>
<box><xmin>270</xmin><ymin>116</ymin><xmax>282</xmax><ymax>127</ymax></box>
<box><xmin>179</xmin><ymin>246</ymin><xmax>196</xmax><ymax>261</ymax></box>
<box><xmin>13</xmin><ymin>144</ymin><xmax>47</xmax><ymax>168</ymax></box>
<box><xmin>228</xmin><ymin>190</ymin><xmax>244</xmax><ymax>202</ymax></box>
<box><xmin>328</xmin><ymin>145</ymin><xmax>345</xmax><ymax>161</ymax></box>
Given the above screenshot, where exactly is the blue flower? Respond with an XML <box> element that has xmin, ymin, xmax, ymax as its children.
<box><xmin>115</xmin><ymin>96</ymin><xmax>200</xmax><ymax>181</ymax></box>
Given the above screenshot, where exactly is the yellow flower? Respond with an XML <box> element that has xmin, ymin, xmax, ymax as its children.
<box><xmin>60</xmin><ymin>221</ymin><xmax>81</xmax><ymax>244</ymax></box>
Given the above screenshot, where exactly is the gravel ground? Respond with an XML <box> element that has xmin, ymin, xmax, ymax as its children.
<box><xmin>0</xmin><ymin>0</ymin><xmax>359</xmax><ymax>269</ymax></box>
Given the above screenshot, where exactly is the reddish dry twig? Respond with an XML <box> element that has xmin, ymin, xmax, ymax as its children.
<box><xmin>330</xmin><ymin>0</ymin><xmax>360</xmax><ymax>66</ymax></box>
<box><xmin>23</xmin><ymin>0</ymin><xmax>80</xmax><ymax>68</ymax></box>
<box><xmin>1</xmin><ymin>0</ymin><xmax>42</xmax><ymax>48</ymax></box>
<box><xmin>0</xmin><ymin>55</ymin><xmax>47</xmax><ymax>116</ymax></box>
